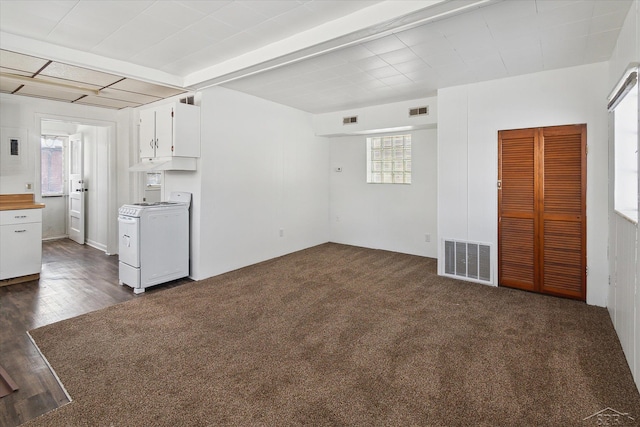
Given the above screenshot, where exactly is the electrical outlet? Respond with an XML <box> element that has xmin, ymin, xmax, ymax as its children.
<box><xmin>279</xmin><ymin>229</ymin><xmax>284</xmax><ymax>237</ymax></box>
<box><xmin>25</xmin><ymin>182</ymin><xmax>33</xmax><ymax>191</ymax></box>
<box><xmin>425</xmin><ymin>233</ymin><xmax>431</xmax><ymax>243</ymax></box>
<box><xmin>336</xmin><ymin>216</ymin><xmax>340</xmax><ymax>222</ymax></box>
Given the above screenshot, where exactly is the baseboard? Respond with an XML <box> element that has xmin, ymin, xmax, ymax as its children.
<box><xmin>86</xmin><ymin>239</ymin><xmax>107</xmax><ymax>253</ymax></box>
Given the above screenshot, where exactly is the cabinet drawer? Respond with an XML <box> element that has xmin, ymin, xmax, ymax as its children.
<box><xmin>0</xmin><ymin>209</ymin><xmax>42</xmax><ymax>225</ymax></box>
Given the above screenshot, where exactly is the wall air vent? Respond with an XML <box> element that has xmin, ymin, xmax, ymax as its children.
<box><xmin>409</xmin><ymin>106</ymin><xmax>429</xmax><ymax>117</ymax></box>
<box><xmin>343</xmin><ymin>116</ymin><xmax>358</xmax><ymax>125</ymax></box>
<box><xmin>443</xmin><ymin>239</ymin><xmax>492</xmax><ymax>284</ymax></box>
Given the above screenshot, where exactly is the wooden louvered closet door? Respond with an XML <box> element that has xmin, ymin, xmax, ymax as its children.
<box><xmin>498</xmin><ymin>124</ymin><xmax>586</xmax><ymax>300</ymax></box>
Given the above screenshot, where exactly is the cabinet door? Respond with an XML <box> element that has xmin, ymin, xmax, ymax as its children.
<box><xmin>0</xmin><ymin>222</ymin><xmax>42</xmax><ymax>280</ymax></box>
<box><xmin>154</xmin><ymin>104</ymin><xmax>174</xmax><ymax>158</ymax></box>
<box><xmin>139</xmin><ymin>109</ymin><xmax>156</xmax><ymax>158</ymax></box>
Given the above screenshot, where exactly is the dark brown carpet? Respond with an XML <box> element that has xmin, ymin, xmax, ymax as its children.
<box><xmin>25</xmin><ymin>243</ymin><xmax>640</xmax><ymax>426</ymax></box>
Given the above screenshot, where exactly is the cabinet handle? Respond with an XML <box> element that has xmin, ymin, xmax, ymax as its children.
<box><xmin>14</xmin><ymin>229</ymin><xmax>27</xmax><ymax>233</ymax></box>
<box><xmin>150</xmin><ymin>139</ymin><xmax>154</xmax><ymax>149</ymax></box>
<box><xmin>155</xmin><ymin>138</ymin><xmax>159</xmax><ymax>148</ymax></box>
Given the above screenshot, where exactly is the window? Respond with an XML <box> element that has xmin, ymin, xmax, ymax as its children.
<box><xmin>611</xmin><ymin>64</ymin><xmax>639</xmax><ymax>222</ymax></box>
<box><xmin>366</xmin><ymin>134</ymin><xmax>411</xmax><ymax>184</ymax></box>
<box><xmin>41</xmin><ymin>135</ymin><xmax>65</xmax><ymax>196</ymax></box>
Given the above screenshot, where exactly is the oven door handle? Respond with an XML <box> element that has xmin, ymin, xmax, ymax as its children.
<box><xmin>118</xmin><ymin>216</ymin><xmax>138</xmax><ymax>223</ymax></box>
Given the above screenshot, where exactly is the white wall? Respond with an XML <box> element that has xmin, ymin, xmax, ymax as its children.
<box><xmin>313</xmin><ymin>97</ymin><xmax>437</xmax><ymax>136</ymax></box>
<box><xmin>165</xmin><ymin>86</ymin><xmax>329</xmax><ymax>280</ymax></box>
<box><xmin>607</xmin><ymin>0</ymin><xmax>639</xmax><ymax>392</ymax></box>
<box><xmin>437</xmin><ymin>62</ymin><xmax>610</xmax><ymax>307</ymax></box>
<box><xmin>328</xmin><ymin>129</ymin><xmax>437</xmax><ymax>257</ymax></box>
<box><xmin>0</xmin><ymin>93</ymin><xmax>126</xmax><ymax>254</ymax></box>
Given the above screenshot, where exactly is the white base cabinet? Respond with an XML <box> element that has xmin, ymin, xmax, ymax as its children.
<box><xmin>0</xmin><ymin>209</ymin><xmax>42</xmax><ymax>280</ymax></box>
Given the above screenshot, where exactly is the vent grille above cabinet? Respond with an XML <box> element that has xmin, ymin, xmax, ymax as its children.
<box><xmin>443</xmin><ymin>239</ymin><xmax>492</xmax><ymax>284</ymax></box>
<box><xmin>343</xmin><ymin>116</ymin><xmax>358</xmax><ymax>125</ymax></box>
<box><xmin>409</xmin><ymin>106</ymin><xmax>429</xmax><ymax>117</ymax></box>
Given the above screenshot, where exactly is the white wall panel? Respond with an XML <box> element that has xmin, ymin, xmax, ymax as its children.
<box><xmin>608</xmin><ymin>0</ymin><xmax>639</xmax><ymax>393</ymax></box>
<box><xmin>329</xmin><ymin>129</ymin><xmax>437</xmax><ymax>257</ymax></box>
<box><xmin>187</xmin><ymin>86</ymin><xmax>329</xmax><ymax>280</ymax></box>
<box><xmin>437</xmin><ymin>62</ymin><xmax>609</xmax><ymax>307</ymax></box>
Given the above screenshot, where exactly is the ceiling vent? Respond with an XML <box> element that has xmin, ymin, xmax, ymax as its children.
<box><xmin>409</xmin><ymin>106</ymin><xmax>429</xmax><ymax>117</ymax></box>
<box><xmin>343</xmin><ymin>116</ymin><xmax>358</xmax><ymax>125</ymax></box>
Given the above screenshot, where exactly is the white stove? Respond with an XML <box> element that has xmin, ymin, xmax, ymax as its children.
<box><xmin>118</xmin><ymin>192</ymin><xmax>191</xmax><ymax>294</ymax></box>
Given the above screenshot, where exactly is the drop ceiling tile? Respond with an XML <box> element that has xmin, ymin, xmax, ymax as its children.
<box><xmin>211</xmin><ymin>1</ymin><xmax>268</xmax><ymax>30</ymax></box>
<box><xmin>409</xmin><ymin>38</ymin><xmax>457</xmax><ymax>60</ymax></box>
<box><xmin>541</xmin><ymin>20</ymin><xmax>591</xmax><ymax>42</ymax></box>
<box><xmin>367</xmin><ymin>65</ymin><xmax>401</xmax><ymax>79</ymax></box>
<box><xmin>394</xmin><ymin>24</ymin><xmax>444</xmax><ymax>47</ymax></box>
<box><xmin>324</xmin><ymin>63</ymin><xmax>363</xmax><ymax>77</ymax></box>
<box><xmin>0</xmin><ymin>50</ymin><xmax>48</xmax><ymax>74</ymax></box>
<box><xmin>340</xmin><ymin>70</ymin><xmax>378</xmax><ymax>84</ymax></box>
<box><xmin>357</xmin><ymin>78</ymin><xmax>390</xmax><ymax>90</ymax></box>
<box><xmin>420</xmin><ymin>51</ymin><xmax>466</xmax><ymax>69</ymax></box>
<box><xmin>540</xmin><ymin>34</ymin><xmax>588</xmax><ymax>53</ymax></box>
<box><xmin>487</xmin><ymin>15</ymin><xmax>540</xmax><ymax>41</ymax></box>
<box><xmin>378</xmin><ymin>48</ymin><xmax>421</xmax><ymax>66</ymax></box>
<box><xmin>334</xmin><ymin>45</ymin><xmax>377</xmax><ymax>63</ymax></box>
<box><xmin>303</xmin><ymin>0</ymin><xmax>379</xmax><ymax>20</ymax></box>
<box><xmin>242</xmin><ymin>1</ymin><xmax>302</xmax><ymax>17</ymax></box>
<box><xmin>92</xmin><ymin>16</ymin><xmax>185</xmax><ymax>61</ymax></box>
<box><xmin>15</xmin><ymin>85</ymin><xmax>83</xmax><ymax>102</ymax></box>
<box><xmin>39</xmin><ymin>63</ymin><xmax>121</xmax><ymax>87</ymax></box>
<box><xmin>142</xmin><ymin>1</ymin><xmax>207</xmax><ymax>27</ymax></box>
<box><xmin>378</xmin><ymin>74</ymin><xmax>413</xmax><ymax>87</ymax></box>
<box><xmin>109</xmin><ymin>79</ymin><xmax>184</xmax><ymax>98</ymax></box>
<box><xmin>352</xmin><ymin>55</ymin><xmax>389</xmax><ymax>71</ymax></box>
<box><xmin>57</xmin><ymin>0</ymin><xmax>152</xmax><ymax>35</ymax></box>
<box><xmin>179</xmin><ymin>0</ymin><xmax>233</xmax><ymax>14</ymax></box>
<box><xmin>271</xmin><ymin>6</ymin><xmax>320</xmax><ymax>35</ymax></box>
<box><xmin>0</xmin><ymin>1</ymin><xmax>76</xmax><ymax>38</ymax></box>
<box><xmin>35</xmin><ymin>75</ymin><xmax>102</xmax><ymax>91</ymax></box>
<box><xmin>363</xmin><ymin>35</ymin><xmax>408</xmax><ymax>55</ymax></box>
<box><xmin>392</xmin><ymin>59</ymin><xmax>431</xmax><ymax>75</ymax></box>
<box><xmin>481</xmin><ymin>0</ymin><xmax>538</xmax><ymax>27</ymax></box>
<box><xmin>0</xmin><ymin>77</ymin><xmax>22</xmax><ymax>93</ymax></box>
<box><xmin>534</xmin><ymin>0</ymin><xmax>582</xmax><ymax>13</ymax></box>
<box><xmin>47</xmin><ymin>21</ymin><xmax>114</xmax><ymax>51</ymax></box>
<box><xmin>187</xmin><ymin>14</ymin><xmax>241</xmax><ymax>42</ymax></box>
<box><xmin>0</xmin><ymin>67</ymin><xmax>32</xmax><ymax>77</ymax></box>
<box><xmin>537</xmin><ymin>1</ymin><xmax>595</xmax><ymax>28</ymax></box>
<box><xmin>98</xmin><ymin>88</ymin><xmax>161</xmax><ymax>105</ymax></box>
<box><xmin>428</xmin><ymin>9</ymin><xmax>488</xmax><ymax>36</ymax></box>
<box><xmin>75</xmin><ymin>96</ymin><xmax>140</xmax><ymax>109</ymax></box>
<box><xmin>446</xmin><ymin>26</ymin><xmax>495</xmax><ymax>50</ymax></box>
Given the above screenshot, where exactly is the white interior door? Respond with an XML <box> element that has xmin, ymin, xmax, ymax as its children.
<box><xmin>68</xmin><ymin>133</ymin><xmax>85</xmax><ymax>244</ymax></box>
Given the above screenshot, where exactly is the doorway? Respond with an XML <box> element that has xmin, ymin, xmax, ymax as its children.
<box><xmin>498</xmin><ymin>124</ymin><xmax>586</xmax><ymax>300</ymax></box>
<box><xmin>39</xmin><ymin>117</ymin><xmax>117</xmax><ymax>254</ymax></box>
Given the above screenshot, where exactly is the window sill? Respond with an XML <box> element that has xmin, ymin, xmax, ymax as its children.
<box><xmin>615</xmin><ymin>209</ymin><xmax>638</xmax><ymax>225</ymax></box>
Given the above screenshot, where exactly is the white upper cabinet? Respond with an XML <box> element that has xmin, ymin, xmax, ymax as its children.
<box><xmin>139</xmin><ymin>102</ymin><xmax>200</xmax><ymax>159</ymax></box>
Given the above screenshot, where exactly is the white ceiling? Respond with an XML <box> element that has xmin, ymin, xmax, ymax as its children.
<box><xmin>0</xmin><ymin>0</ymin><xmax>634</xmax><ymax>113</ymax></box>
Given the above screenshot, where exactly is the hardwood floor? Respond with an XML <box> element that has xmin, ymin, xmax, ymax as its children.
<box><xmin>0</xmin><ymin>239</ymin><xmax>190</xmax><ymax>426</ymax></box>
